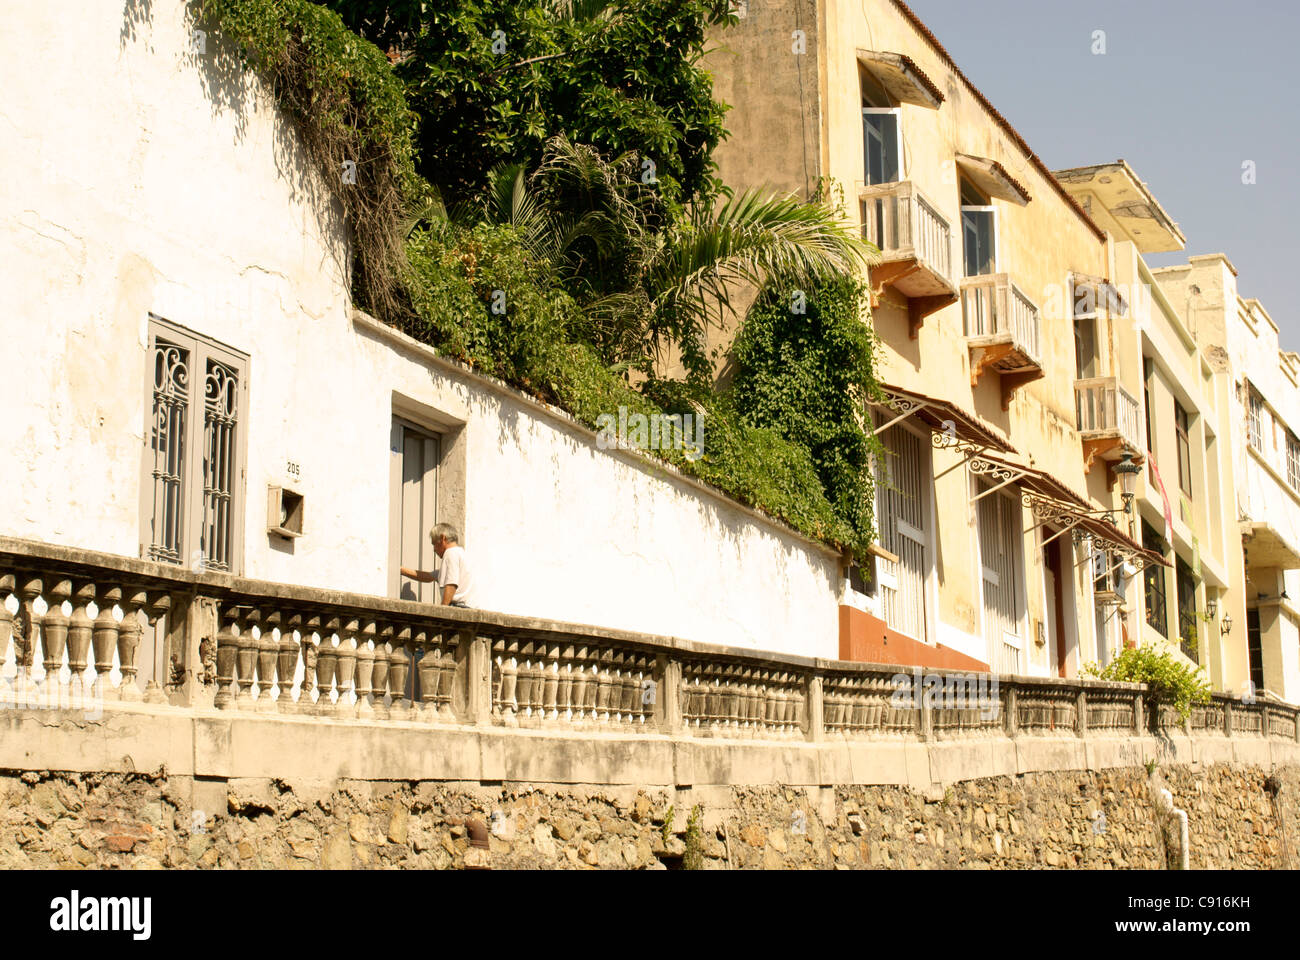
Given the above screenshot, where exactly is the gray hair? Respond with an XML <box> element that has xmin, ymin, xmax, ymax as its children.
<box><xmin>430</xmin><ymin>522</ymin><xmax>460</xmax><ymax>544</ymax></box>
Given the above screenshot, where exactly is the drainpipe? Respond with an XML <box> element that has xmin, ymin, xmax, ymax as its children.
<box><xmin>1153</xmin><ymin>786</ymin><xmax>1189</xmax><ymax>870</ymax></box>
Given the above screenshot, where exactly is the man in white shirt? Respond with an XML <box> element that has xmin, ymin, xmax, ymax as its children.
<box><xmin>400</xmin><ymin>523</ymin><xmax>476</xmax><ymax>608</ymax></box>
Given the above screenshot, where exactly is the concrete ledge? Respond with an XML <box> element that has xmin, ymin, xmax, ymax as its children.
<box><xmin>5</xmin><ymin>705</ymin><xmax>1294</xmax><ymax>793</ymax></box>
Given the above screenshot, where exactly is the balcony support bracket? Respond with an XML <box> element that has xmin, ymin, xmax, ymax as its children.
<box><xmin>1000</xmin><ymin>369</ymin><xmax>1044</xmax><ymax>411</ymax></box>
<box><xmin>907</xmin><ymin>293</ymin><xmax>958</xmax><ymax>339</ymax></box>
<box><xmin>869</xmin><ymin>260</ymin><xmax>923</xmax><ymax>307</ymax></box>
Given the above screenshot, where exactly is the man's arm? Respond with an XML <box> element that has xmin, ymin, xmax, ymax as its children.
<box><xmin>400</xmin><ymin>566</ymin><xmax>436</xmax><ymax>583</ymax></box>
<box><xmin>441</xmin><ymin>583</ymin><xmax>457</xmax><ymax>605</ymax></box>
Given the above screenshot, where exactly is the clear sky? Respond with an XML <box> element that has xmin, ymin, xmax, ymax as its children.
<box><xmin>908</xmin><ymin>0</ymin><xmax>1300</xmax><ymax>343</ymax></box>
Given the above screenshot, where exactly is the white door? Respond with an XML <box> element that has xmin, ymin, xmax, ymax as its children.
<box><xmin>875</xmin><ymin>423</ymin><xmax>930</xmax><ymax>641</ymax></box>
<box><xmin>977</xmin><ymin>480</ymin><xmax>1023</xmax><ymax>674</ymax></box>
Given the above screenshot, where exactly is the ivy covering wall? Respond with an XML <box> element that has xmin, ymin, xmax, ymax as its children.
<box><xmin>200</xmin><ymin>0</ymin><xmax>884</xmax><ymax>560</ymax></box>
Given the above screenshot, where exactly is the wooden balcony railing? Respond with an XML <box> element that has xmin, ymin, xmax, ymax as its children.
<box><xmin>1075</xmin><ymin>376</ymin><xmax>1142</xmax><ymax>469</ymax></box>
<box><xmin>961</xmin><ymin>274</ymin><xmax>1044</xmax><ymax>408</ymax></box>
<box><xmin>858</xmin><ymin>182</ymin><xmax>957</xmax><ymax>337</ymax></box>
<box><xmin>2</xmin><ymin>536</ymin><xmax>1298</xmax><ymax>746</ymax></box>
<box><xmin>859</xmin><ymin>181</ymin><xmax>953</xmax><ymax>284</ymax></box>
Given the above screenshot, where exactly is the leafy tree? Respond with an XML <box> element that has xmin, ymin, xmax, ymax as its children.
<box><xmin>322</xmin><ymin>0</ymin><xmax>733</xmax><ymax>211</ymax></box>
<box><xmin>457</xmin><ymin>136</ymin><xmax>874</xmax><ymax>382</ymax></box>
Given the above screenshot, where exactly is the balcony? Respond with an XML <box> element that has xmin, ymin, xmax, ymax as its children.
<box><xmin>961</xmin><ymin>274</ymin><xmax>1044</xmax><ymax>409</ymax></box>
<box><xmin>859</xmin><ymin>181</ymin><xmax>958</xmax><ymax>337</ymax></box>
<box><xmin>1074</xmin><ymin>377</ymin><xmax>1142</xmax><ymax>472</ymax></box>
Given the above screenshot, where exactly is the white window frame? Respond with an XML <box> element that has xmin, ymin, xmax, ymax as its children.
<box><xmin>862</xmin><ymin>107</ymin><xmax>903</xmax><ymax>186</ymax></box>
<box><xmin>960</xmin><ymin>204</ymin><xmax>998</xmax><ymax>277</ymax></box>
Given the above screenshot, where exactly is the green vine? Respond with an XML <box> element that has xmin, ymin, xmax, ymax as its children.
<box><xmin>201</xmin><ymin>0</ymin><xmax>424</xmax><ymax>320</ymax></box>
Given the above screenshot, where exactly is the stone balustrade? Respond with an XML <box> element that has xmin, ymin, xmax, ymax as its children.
<box><xmin>2</xmin><ymin>536</ymin><xmax>1299</xmax><ymax>749</ymax></box>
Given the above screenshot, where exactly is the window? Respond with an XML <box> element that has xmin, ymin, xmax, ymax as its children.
<box><xmin>141</xmin><ymin>316</ymin><xmax>248</xmax><ymax>573</ymax></box>
<box><xmin>960</xmin><ymin>180</ymin><xmax>996</xmax><ymax>277</ymax></box>
<box><xmin>1175</xmin><ymin>556</ymin><xmax>1197</xmax><ymax>661</ymax></box>
<box><xmin>873</xmin><ymin>420</ymin><xmax>930</xmax><ymax>641</ymax></box>
<box><xmin>1246</xmin><ymin>608</ymin><xmax>1264</xmax><ymax>695</ymax></box>
<box><xmin>976</xmin><ymin>479</ymin><xmax>1023</xmax><ymax>674</ymax></box>
<box><xmin>1174</xmin><ymin>401</ymin><xmax>1192</xmax><ymax>499</ymax></box>
<box><xmin>1073</xmin><ymin>291</ymin><xmax>1098</xmax><ymax>380</ymax></box>
<box><xmin>862</xmin><ymin>108</ymin><xmax>901</xmax><ymax>185</ymax></box>
<box><xmin>1247</xmin><ymin>385</ymin><xmax>1263</xmax><ymax>452</ymax></box>
<box><xmin>1142</xmin><ymin>521</ymin><xmax>1168</xmax><ymax>637</ymax></box>
<box><xmin>1288</xmin><ymin>432</ymin><xmax>1300</xmax><ymax>491</ymax></box>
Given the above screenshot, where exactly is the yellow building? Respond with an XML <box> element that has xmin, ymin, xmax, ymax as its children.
<box><xmin>708</xmin><ymin>0</ymin><xmax>1164</xmax><ymax>679</ymax></box>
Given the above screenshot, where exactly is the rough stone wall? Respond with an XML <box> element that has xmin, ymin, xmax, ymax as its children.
<box><xmin>1</xmin><ymin>764</ymin><xmax>1295</xmax><ymax>870</ymax></box>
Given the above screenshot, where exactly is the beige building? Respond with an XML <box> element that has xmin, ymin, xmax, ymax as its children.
<box><xmin>1154</xmin><ymin>256</ymin><xmax>1300</xmax><ymax>702</ymax></box>
<box><xmin>1054</xmin><ymin>165</ymin><xmax>1249</xmax><ymax>698</ymax></box>
<box><xmin>709</xmin><ymin>0</ymin><xmax>1164</xmax><ymax>678</ymax></box>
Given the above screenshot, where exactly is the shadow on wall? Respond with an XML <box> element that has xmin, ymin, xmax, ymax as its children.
<box><xmin>121</xmin><ymin>0</ymin><xmax>350</xmax><ymax>287</ymax></box>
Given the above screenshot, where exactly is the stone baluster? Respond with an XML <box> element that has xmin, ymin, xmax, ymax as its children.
<box><xmin>40</xmin><ymin>579</ymin><xmax>71</xmax><ymax>708</ymax></box>
<box><xmin>529</xmin><ymin>642</ymin><xmax>548</xmax><ymax>723</ymax></box>
<box><xmin>511</xmin><ymin>641</ymin><xmax>532</xmax><ymax>723</ymax></box>
<box><xmin>300</xmin><ymin>617</ymin><xmax>321</xmax><ymax>715</ymax></box>
<box><xmin>354</xmin><ymin>620</ymin><xmax>376</xmax><ymax>719</ymax></box>
<box><xmin>278</xmin><ymin>614</ymin><xmax>301</xmax><ymax>712</ymax></box>
<box><xmin>556</xmin><ymin>645</ymin><xmax>575</xmax><ymax>722</ymax></box>
<box><xmin>541</xmin><ymin>642</ymin><xmax>561</xmax><ymax>723</ymax></box>
<box><xmin>769</xmin><ymin>671</ymin><xmax>790</xmax><ymax>733</ymax></box>
<box><xmin>498</xmin><ymin>639</ymin><xmax>519</xmax><ymax>726</ymax></box>
<box><xmin>255</xmin><ymin>610</ymin><xmax>280</xmax><ymax>713</ymax></box>
<box><xmin>91</xmin><ymin>586</ymin><xmax>121</xmax><ymax>703</ymax></box>
<box><xmin>823</xmin><ymin>679</ymin><xmax>840</xmax><ymax>735</ymax></box>
<box><xmin>66</xmin><ymin>581</ymin><xmax>95</xmax><ymax>711</ymax></box>
<box><xmin>213</xmin><ymin>608</ymin><xmax>239</xmax><ymax>710</ymax></box>
<box><xmin>233</xmin><ymin>608</ymin><xmax>259</xmax><ymax>709</ymax></box>
<box><xmin>620</xmin><ymin>652</ymin><xmax>639</xmax><ymax>726</ymax></box>
<box><xmin>740</xmin><ymin>666</ymin><xmax>756</xmax><ymax>734</ymax></box>
<box><xmin>635</xmin><ymin>654</ymin><xmax>652</xmax><ymax>725</ymax></box>
<box><xmin>14</xmin><ymin>576</ymin><xmax>43</xmax><ymax>703</ymax></box>
<box><xmin>388</xmin><ymin>625</ymin><xmax>411</xmax><ymax>720</ymax></box>
<box><xmin>596</xmin><ymin>649</ymin><xmax>616</xmax><ymax>725</ymax></box>
<box><xmin>334</xmin><ymin>619</ymin><xmax>358</xmax><ymax>720</ymax></box>
<box><xmin>684</xmin><ymin>668</ymin><xmax>700</xmax><ymax>729</ymax></box>
<box><xmin>316</xmin><ymin>618</ymin><xmax>341</xmax><ymax>716</ymax></box>
<box><xmin>721</xmin><ymin>664</ymin><xmax>739</xmax><ymax>735</ymax></box>
<box><xmin>372</xmin><ymin>624</ymin><xmax>392</xmax><ymax>720</ymax></box>
<box><xmin>116</xmin><ymin>588</ymin><xmax>146</xmax><ymax>702</ymax></box>
<box><xmin>142</xmin><ymin>591</ymin><xmax>172</xmax><ymax>704</ymax></box>
<box><xmin>569</xmin><ymin>645</ymin><xmax>589</xmax><ymax>725</ymax></box>
<box><xmin>0</xmin><ymin>575</ymin><xmax>16</xmax><ymax>705</ymax></box>
<box><xmin>413</xmin><ymin>628</ymin><xmax>435</xmax><ymax>721</ymax></box>
<box><xmin>435</xmin><ymin>634</ymin><xmax>457</xmax><ymax>722</ymax></box>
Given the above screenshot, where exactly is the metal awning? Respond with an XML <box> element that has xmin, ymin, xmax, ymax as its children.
<box><xmin>967</xmin><ymin>453</ymin><xmax>1088</xmax><ymax>509</ymax></box>
<box><xmin>873</xmin><ymin>383</ymin><xmax>1015</xmax><ymax>455</ymax></box>
<box><xmin>856</xmin><ymin>50</ymin><xmax>944</xmax><ymax>108</ymax></box>
<box><xmin>1076</xmin><ymin>514</ymin><xmax>1168</xmax><ymax>569</ymax></box>
<box><xmin>955</xmin><ymin>154</ymin><xmax>1032</xmax><ymax>206</ymax></box>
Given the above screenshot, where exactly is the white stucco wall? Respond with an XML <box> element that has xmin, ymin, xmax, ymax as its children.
<box><xmin>0</xmin><ymin>0</ymin><xmax>841</xmax><ymax>656</ymax></box>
